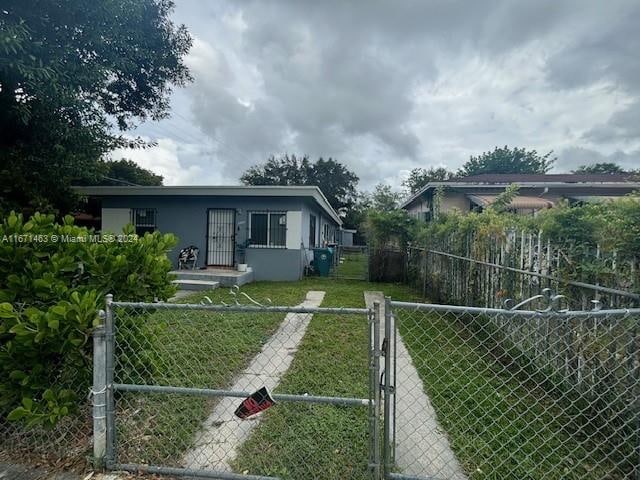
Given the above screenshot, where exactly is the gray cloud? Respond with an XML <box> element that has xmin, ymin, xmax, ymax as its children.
<box><xmin>122</xmin><ymin>0</ymin><xmax>640</xmax><ymax>190</ymax></box>
<box><xmin>557</xmin><ymin>146</ymin><xmax>640</xmax><ymax>172</ymax></box>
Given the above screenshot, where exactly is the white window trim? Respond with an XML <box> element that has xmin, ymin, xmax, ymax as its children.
<box><xmin>248</xmin><ymin>211</ymin><xmax>287</xmax><ymax>248</ymax></box>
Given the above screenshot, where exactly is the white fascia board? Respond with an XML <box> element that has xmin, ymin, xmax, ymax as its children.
<box><xmin>74</xmin><ymin>185</ymin><xmax>342</xmax><ymax>226</ymax></box>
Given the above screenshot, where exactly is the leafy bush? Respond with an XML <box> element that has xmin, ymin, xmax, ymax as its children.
<box><xmin>0</xmin><ymin>212</ymin><xmax>177</xmax><ymax>426</ymax></box>
<box><xmin>364</xmin><ymin>209</ymin><xmax>417</xmax><ymax>250</ymax></box>
<box><xmin>415</xmin><ymin>194</ymin><xmax>640</xmax><ymax>288</ymax></box>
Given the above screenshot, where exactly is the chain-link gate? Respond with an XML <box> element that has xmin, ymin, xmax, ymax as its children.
<box><xmin>384</xmin><ymin>296</ymin><xmax>640</xmax><ymax>480</ymax></box>
<box><xmin>93</xmin><ymin>295</ymin><xmax>382</xmax><ymax>480</ymax></box>
<box><xmin>333</xmin><ymin>245</ymin><xmax>369</xmax><ymax>281</ymax></box>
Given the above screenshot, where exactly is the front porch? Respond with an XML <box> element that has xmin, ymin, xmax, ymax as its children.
<box><xmin>171</xmin><ymin>267</ymin><xmax>254</xmax><ymax>290</ymax></box>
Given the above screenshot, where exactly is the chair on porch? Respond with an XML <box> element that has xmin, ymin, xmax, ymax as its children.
<box><xmin>178</xmin><ymin>245</ymin><xmax>199</xmax><ymax>270</ymax></box>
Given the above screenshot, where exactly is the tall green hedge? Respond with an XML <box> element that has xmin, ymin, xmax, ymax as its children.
<box><xmin>0</xmin><ymin>212</ymin><xmax>177</xmax><ymax>426</ymax></box>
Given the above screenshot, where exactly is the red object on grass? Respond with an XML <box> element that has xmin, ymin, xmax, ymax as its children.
<box><xmin>234</xmin><ymin>387</ymin><xmax>275</xmax><ymax>419</ymax></box>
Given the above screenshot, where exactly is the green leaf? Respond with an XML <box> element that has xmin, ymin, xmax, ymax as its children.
<box><xmin>0</xmin><ymin>303</ymin><xmax>16</xmax><ymax>318</ymax></box>
<box><xmin>9</xmin><ymin>370</ymin><xmax>26</xmax><ymax>380</ymax></box>
<box><xmin>43</xmin><ymin>389</ymin><xmax>55</xmax><ymax>402</ymax></box>
<box><xmin>7</xmin><ymin>406</ymin><xmax>27</xmax><ymax>421</ymax></box>
<box><xmin>21</xmin><ymin>397</ymin><xmax>33</xmax><ymax>410</ymax></box>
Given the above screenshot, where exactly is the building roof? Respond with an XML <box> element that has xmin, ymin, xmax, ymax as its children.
<box><xmin>73</xmin><ymin>185</ymin><xmax>342</xmax><ymax>225</ymax></box>
<box><xmin>401</xmin><ymin>173</ymin><xmax>640</xmax><ymax>209</ymax></box>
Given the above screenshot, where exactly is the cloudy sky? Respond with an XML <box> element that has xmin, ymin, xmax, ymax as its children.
<box><xmin>113</xmin><ymin>0</ymin><xmax>640</xmax><ymax>190</ymax></box>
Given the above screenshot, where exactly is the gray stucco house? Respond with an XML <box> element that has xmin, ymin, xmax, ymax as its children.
<box><xmin>75</xmin><ymin>185</ymin><xmax>342</xmax><ymax>281</ymax></box>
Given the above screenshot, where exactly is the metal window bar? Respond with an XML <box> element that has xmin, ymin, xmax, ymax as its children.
<box><xmin>207</xmin><ymin>208</ymin><xmax>236</xmax><ymax>266</ymax></box>
<box><xmin>247</xmin><ymin>211</ymin><xmax>287</xmax><ymax>249</ymax></box>
<box><xmin>132</xmin><ymin>208</ymin><xmax>157</xmax><ymax>235</ymax></box>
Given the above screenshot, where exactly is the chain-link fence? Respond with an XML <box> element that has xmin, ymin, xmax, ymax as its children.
<box><xmin>96</xmin><ymin>296</ymin><xmax>380</xmax><ymax>479</ymax></box>
<box><xmin>0</xmin><ymin>405</ymin><xmax>92</xmax><ymax>472</ymax></box>
<box><xmin>332</xmin><ymin>245</ymin><xmax>369</xmax><ymax>280</ymax></box>
<box><xmin>5</xmin><ymin>290</ymin><xmax>638</xmax><ymax>480</ymax></box>
<box><xmin>385</xmin><ymin>298</ymin><xmax>640</xmax><ymax>480</ymax></box>
<box><xmin>0</xmin><ymin>357</ymin><xmax>92</xmax><ymax>473</ymax></box>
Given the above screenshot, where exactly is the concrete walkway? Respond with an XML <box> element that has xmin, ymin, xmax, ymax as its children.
<box><xmin>364</xmin><ymin>292</ymin><xmax>466</xmax><ymax>480</ymax></box>
<box><xmin>183</xmin><ymin>291</ymin><xmax>326</xmax><ymax>471</ymax></box>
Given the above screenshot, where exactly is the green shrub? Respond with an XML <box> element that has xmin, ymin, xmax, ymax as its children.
<box><xmin>0</xmin><ymin>212</ymin><xmax>177</xmax><ymax>426</ymax></box>
<box><xmin>415</xmin><ymin>194</ymin><xmax>640</xmax><ymax>286</ymax></box>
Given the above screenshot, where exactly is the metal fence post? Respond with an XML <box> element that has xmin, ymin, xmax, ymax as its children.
<box><xmin>104</xmin><ymin>293</ymin><xmax>116</xmax><ymax>468</ymax></box>
<box><xmin>383</xmin><ymin>296</ymin><xmax>393</xmax><ymax>477</ymax></box>
<box><xmin>92</xmin><ymin>309</ymin><xmax>107</xmax><ymax>468</ymax></box>
<box><xmin>372</xmin><ymin>302</ymin><xmax>382</xmax><ymax>479</ymax></box>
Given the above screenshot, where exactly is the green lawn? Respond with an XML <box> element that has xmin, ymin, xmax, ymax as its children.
<box><xmin>113</xmin><ymin>283</ymin><xmax>307</xmax><ymax>466</ymax></box>
<box><xmin>333</xmin><ymin>250</ymin><xmax>369</xmax><ymax>279</ymax></box>
<box><xmin>231</xmin><ymin>280</ymin><xmax>417</xmax><ymax>479</ymax></box>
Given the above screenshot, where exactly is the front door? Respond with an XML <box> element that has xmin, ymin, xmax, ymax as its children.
<box><xmin>206</xmin><ymin>209</ymin><xmax>236</xmax><ymax>266</ymax></box>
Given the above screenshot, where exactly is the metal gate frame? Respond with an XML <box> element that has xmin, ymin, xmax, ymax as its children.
<box><xmin>382</xmin><ymin>296</ymin><xmax>640</xmax><ymax>480</ymax></box>
<box><xmin>332</xmin><ymin>245</ymin><xmax>370</xmax><ymax>281</ymax></box>
<box><xmin>92</xmin><ymin>295</ymin><xmax>383</xmax><ymax>479</ymax></box>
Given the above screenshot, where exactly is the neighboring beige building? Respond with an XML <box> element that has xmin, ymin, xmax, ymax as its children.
<box><xmin>402</xmin><ymin>174</ymin><xmax>640</xmax><ymax>221</ymax></box>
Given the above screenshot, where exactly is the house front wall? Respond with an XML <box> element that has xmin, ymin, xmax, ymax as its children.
<box><xmin>441</xmin><ymin>191</ymin><xmax>471</xmax><ymax>213</ymax></box>
<box><xmin>98</xmin><ymin>195</ymin><xmax>340</xmax><ymax>281</ymax></box>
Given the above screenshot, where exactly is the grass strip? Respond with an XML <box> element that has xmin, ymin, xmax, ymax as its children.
<box><xmin>334</xmin><ymin>251</ymin><xmax>368</xmax><ymax>279</ymax></box>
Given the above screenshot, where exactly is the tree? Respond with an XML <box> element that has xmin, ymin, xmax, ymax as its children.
<box><xmin>370</xmin><ymin>184</ymin><xmax>401</xmax><ymax>212</ymax></box>
<box><xmin>402</xmin><ymin>167</ymin><xmax>454</xmax><ymax>194</ymax></box>
<box><xmin>341</xmin><ymin>192</ymin><xmax>371</xmax><ymax>231</ymax></box>
<box><xmin>458</xmin><ymin>146</ymin><xmax>555</xmax><ymax>177</ymax></box>
<box><xmin>97</xmin><ymin>159</ymin><xmax>163</xmax><ymax>186</ymax></box>
<box><xmin>240</xmin><ymin>154</ymin><xmax>359</xmax><ymax>213</ymax></box>
<box><xmin>490</xmin><ymin>184</ymin><xmax>520</xmax><ymax>213</ymax></box>
<box><xmin>572</xmin><ymin>162</ymin><xmax>626</xmax><ymax>174</ymax></box>
<box><xmin>0</xmin><ymin>0</ymin><xmax>192</xmax><ymax>215</ymax></box>
<box><xmin>240</xmin><ymin>154</ymin><xmax>311</xmax><ymax>186</ymax></box>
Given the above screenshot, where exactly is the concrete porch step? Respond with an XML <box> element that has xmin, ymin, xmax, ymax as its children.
<box><xmin>171</xmin><ymin>279</ymin><xmax>220</xmax><ymax>291</ymax></box>
<box><xmin>171</xmin><ymin>269</ymin><xmax>253</xmax><ymax>287</ymax></box>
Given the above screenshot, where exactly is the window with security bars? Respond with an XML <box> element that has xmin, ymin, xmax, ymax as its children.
<box><xmin>249</xmin><ymin>211</ymin><xmax>287</xmax><ymax>248</ymax></box>
<box><xmin>322</xmin><ymin>222</ymin><xmax>336</xmax><ymax>245</ymax></box>
<box><xmin>132</xmin><ymin>208</ymin><xmax>157</xmax><ymax>235</ymax></box>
